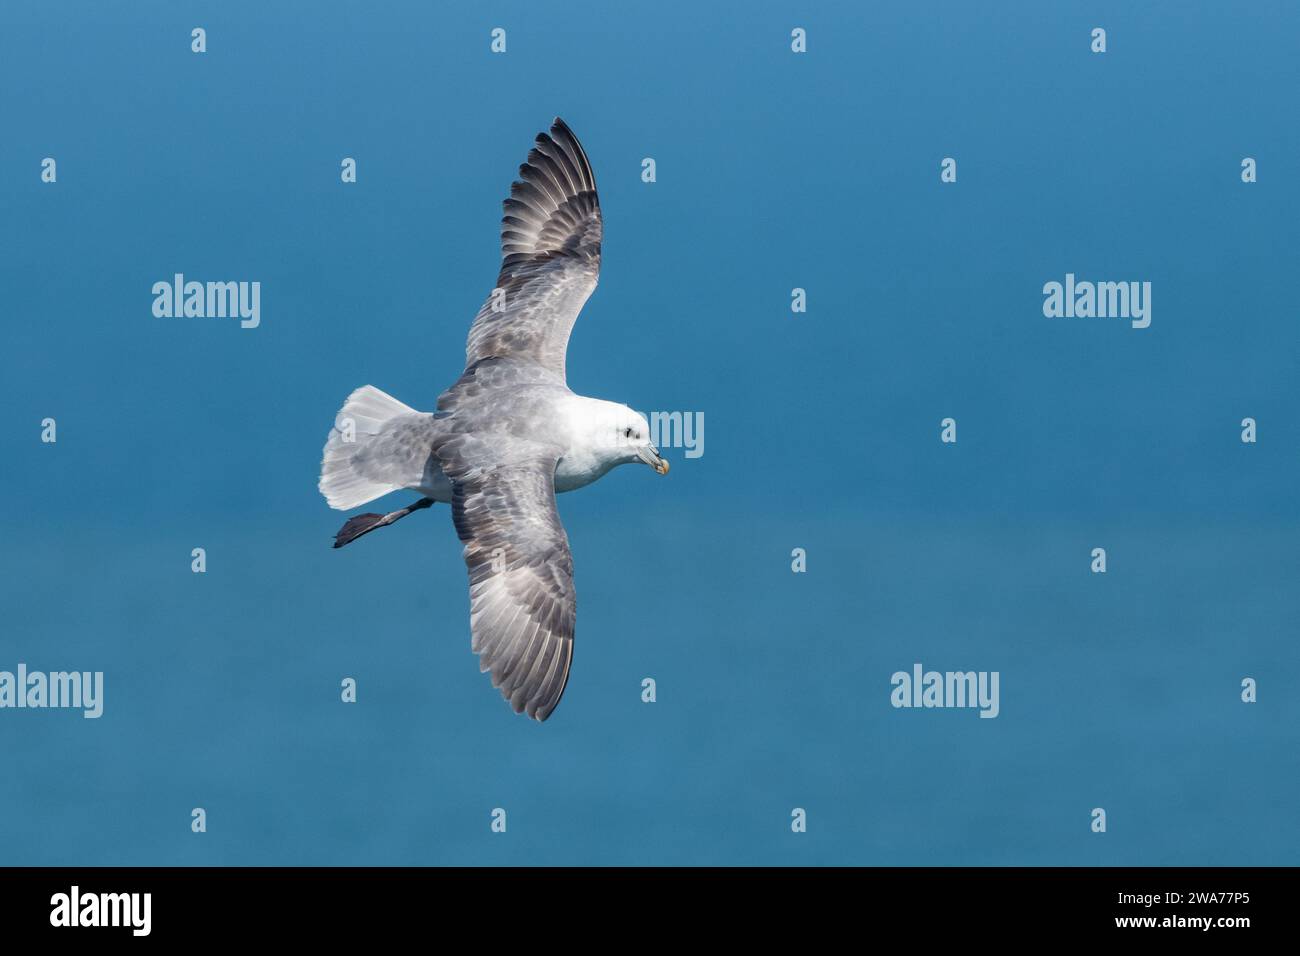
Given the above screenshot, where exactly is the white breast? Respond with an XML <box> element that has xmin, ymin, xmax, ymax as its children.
<box><xmin>555</xmin><ymin>451</ymin><xmax>616</xmax><ymax>493</ymax></box>
<box><xmin>553</xmin><ymin>394</ymin><xmax>621</xmax><ymax>493</ymax></box>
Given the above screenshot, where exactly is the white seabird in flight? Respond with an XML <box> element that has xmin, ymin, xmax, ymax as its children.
<box><xmin>319</xmin><ymin>118</ymin><xmax>669</xmax><ymax>722</ymax></box>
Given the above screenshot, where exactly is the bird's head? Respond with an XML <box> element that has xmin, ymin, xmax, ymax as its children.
<box><xmin>607</xmin><ymin>404</ymin><xmax>669</xmax><ymax>475</ymax></box>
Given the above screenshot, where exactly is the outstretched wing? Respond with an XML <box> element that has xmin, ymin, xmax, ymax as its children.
<box><xmin>463</xmin><ymin>117</ymin><xmax>601</xmax><ymax>381</ymax></box>
<box><xmin>438</xmin><ymin>436</ymin><xmax>575</xmax><ymax>721</ymax></box>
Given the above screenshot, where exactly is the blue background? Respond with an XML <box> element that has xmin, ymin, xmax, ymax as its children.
<box><xmin>1</xmin><ymin>0</ymin><xmax>1296</xmax><ymax>865</ymax></box>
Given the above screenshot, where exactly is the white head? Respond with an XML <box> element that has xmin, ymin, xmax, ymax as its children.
<box><xmin>585</xmin><ymin>400</ymin><xmax>670</xmax><ymax>476</ymax></box>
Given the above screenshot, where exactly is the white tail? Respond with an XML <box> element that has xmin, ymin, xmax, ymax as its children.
<box><xmin>319</xmin><ymin>385</ymin><xmax>426</xmax><ymax>510</ymax></box>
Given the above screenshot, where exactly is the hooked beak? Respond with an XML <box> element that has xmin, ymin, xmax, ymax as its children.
<box><xmin>638</xmin><ymin>444</ymin><xmax>670</xmax><ymax>475</ymax></box>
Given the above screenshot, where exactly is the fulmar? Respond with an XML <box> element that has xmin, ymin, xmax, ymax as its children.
<box><xmin>318</xmin><ymin>118</ymin><xmax>669</xmax><ymax>722</ymax></box>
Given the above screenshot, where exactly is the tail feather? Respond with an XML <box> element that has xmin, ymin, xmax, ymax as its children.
<box><xmin>319</xmin><ymin>385</ymin><xmax>430</xmax><ymax>510</ymax></box>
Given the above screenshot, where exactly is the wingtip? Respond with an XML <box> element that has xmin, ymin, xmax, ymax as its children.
<box><xmin>550</xmin><ymin>116</ymin><xmax>577</xmax><ymax>141</ymax></box>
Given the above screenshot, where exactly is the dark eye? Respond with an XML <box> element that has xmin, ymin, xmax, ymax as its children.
<box><xmin>624</xmin><ymin>427</ymin><xmax>633</xmax><ymax>438</ymax></box>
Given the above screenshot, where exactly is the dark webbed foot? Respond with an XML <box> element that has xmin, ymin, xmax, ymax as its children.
<box><xmin>332</xmin><ymin>498</ymin><xmax>434</xmax><ymax>549</ymax></box>
<box><xmin>333</xmin><ymin>513</ymin><xmax>387</xmax><ymax>548</ymax></box>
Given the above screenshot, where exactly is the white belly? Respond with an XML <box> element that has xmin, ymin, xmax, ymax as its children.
<box><xmin>554</xmin><ymin>452</ymin><xmax>616</xmax><ymax>493</ymax></box>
